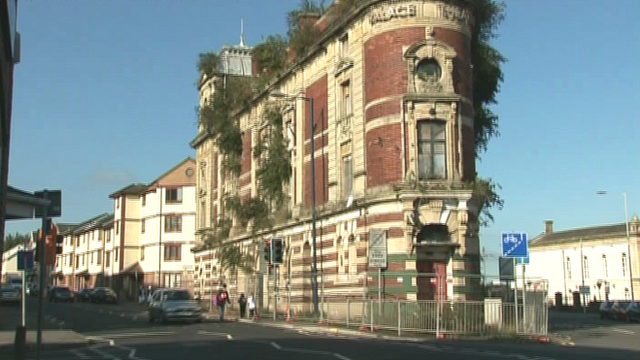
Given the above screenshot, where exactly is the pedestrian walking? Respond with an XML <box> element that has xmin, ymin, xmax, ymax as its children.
<box><xmin>238</xmin><ymin>293</ymin><xmax>247</xmax><ymax>319</ymax></box>
<box><xmin>247</xmin><ymin>294</ymin><xmax>256</xmax><ymax>319</ymax></box>
<box><xmin>216</xmin><ymin>283</ymin><xmax>230</xmax><ymax>321</ymax></box>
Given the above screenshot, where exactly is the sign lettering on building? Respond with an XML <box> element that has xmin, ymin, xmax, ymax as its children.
<box><xmin>370</xmin><ymin>4</ymin><xmax>417</xmax><ymax>25</ymax></box>
<box><xmin>437</xmin><ymin>4</ymin><xmax>474</xmax><ymax>26</ymax></box>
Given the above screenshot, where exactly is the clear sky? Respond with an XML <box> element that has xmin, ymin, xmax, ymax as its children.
<box><xmin>5</xmin><ymin>0</ymin><xmax>640</xmax><ymax>277</ymax></box>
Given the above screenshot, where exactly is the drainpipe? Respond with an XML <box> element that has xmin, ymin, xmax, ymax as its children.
<box><xmin>158</xmin><ymin>188</ymin><xmax>163</xmax><ymax>287</ymax></box>
<box><xmin>400</xmin><ymin>98</ymin><xmax>406</xmax><ymax>178</ymax></box>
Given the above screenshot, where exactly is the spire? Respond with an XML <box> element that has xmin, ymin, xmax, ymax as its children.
<box><xmin>240</xmin><ymin>18</ymin><xmax>245</xmax><ymax>47</ymax></box>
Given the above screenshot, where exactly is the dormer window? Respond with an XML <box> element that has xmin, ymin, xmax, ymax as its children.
<box><xmin>339</xmin><ymin>34</ymin><xmax>349</xmax><ymax>58</ymax></box>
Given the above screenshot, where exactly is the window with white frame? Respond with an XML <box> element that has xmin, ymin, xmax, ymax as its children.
<box><xmin>622</xmin><ymin>252</ymin><xmax>628</xmax><ymax>277</ymax></box>
<box><xmin>141</xmin><ymin>219</ymin><xmax>146</xmax><ymax>233</ymax></box>
<box><xmin>164</xmin><ymin>243</ymin><xmax>181</xmax><ymax>261</ymax></box>
<box><xmin>97</xmin><ymin>250</ymin><xmax>102</xmax><ymax>265</ymax></box>
<box><xmin>583</xmin><ymin>255</ymin><xmax>589</xmax><ymax>279</ymax></box>
<box><xmin>566</xmin><ymin>257</ymin><xmax>572</xmax><ymax>279</ymax></box>
<box><xmin>417</xmin><ymin>121</ymin><xmax>446</xmax><ymax>180</ymax></box>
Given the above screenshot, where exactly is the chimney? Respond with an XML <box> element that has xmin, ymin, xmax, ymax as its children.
<box><xmin>544</xmin><ymin>220</ymin><xmax>553</xmax><ymax>234</ymax></box>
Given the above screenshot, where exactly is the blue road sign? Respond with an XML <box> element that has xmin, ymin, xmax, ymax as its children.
<box><xmin>501</xmin><ymin>232</ymin><xmax>529</xmax><ymax>258</ymax></box>
<box><xmin>17</xmin><ymin>250</ymin><xmax>34</xmax><ymax>271</ymax></box>
<box><xmin>516</xmin><ymin>256</ymin><xmax>530</xmax><ymax>265</ymax></box>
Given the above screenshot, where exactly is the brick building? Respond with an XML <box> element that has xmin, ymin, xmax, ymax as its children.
<box><xmin>192</xmin><ymin>0</ymin><xmax>483</xmax><ymax>313</ymax></box>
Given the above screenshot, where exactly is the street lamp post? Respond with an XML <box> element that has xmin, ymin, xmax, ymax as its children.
<box><xmin>270</xmin><ymin>92</ymin><xmax>319</xmax><ymax>317</ymax></box>
<box><xmin>597</xmin><ymin>191</ymin><xmax>635</xmax><ymax>302</ymax></box>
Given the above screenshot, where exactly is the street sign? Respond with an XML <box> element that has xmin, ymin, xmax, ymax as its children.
<box><xmin>499</xmin><ymin>257</ymin><xmax>515</xmax><ymax>281</ymax></box>
<box><xmin>34</xmin><ymin>190</ymin><xmax>62</xmax><ymax>217</ymax></box>
<box><xmin>579</xmin><ymin>285</ymin><xmax>590</xmax><ymax>295</ymax></box>
<box><xmin>368</xmin><ymin>229</ymin><xmax>387</xmax><ymax>268</ymax></box>
<box><xmin>501</xmin><ymin>232</ymin><xmax>528</xmax><ymax>258</ymax></box>
<box><xmin>17</xmin><ymin>250</ymin><xmax>34</xmax><ymax>271</ymax></box>
<box><xmin>516</xmin><ymin>256</ymin><xmax>530</xmax><ymax>265</ymax></box>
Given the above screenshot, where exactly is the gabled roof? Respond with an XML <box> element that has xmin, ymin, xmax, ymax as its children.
<box><xmin>56</xmin><ymin>223</ymin><xmax>79</xmax><ymax>235</ymax></box>
<box><xmin>109</xmin><ymin>183</ymin><xmax>148</xmax><ymax>198</ymax></box>
<box><xmin>72</xmin><ymin>213</ymin><xmax>113</xmax><ymax>235</ymax></box>
<box><xmin>147</xmin><ymin>157</ymin><xmax>195</xmax><ymax>188</ymax></box>
<box><xmin>530</xmin><ymin>223</ymin><xmax>627</xmax><ymax>247</ymax></box>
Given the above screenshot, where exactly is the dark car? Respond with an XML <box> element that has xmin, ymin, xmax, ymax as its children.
<box><xmin>89</xmin><ymin>287</ymin><xmax>118</xmax><ymax>304</ymax></box>
<box><xmin>48</xmin><ymin>286</ymin><xmax>74</xmax><ymax>302</ymax></box>
<box><xmin>626</xmin><ymin>302</ymin><xmax>640</xmax><ymax>322</ymax></box>
<box><xmin>76</xmin><ymin>288</ymin><xmax>93</xmax><ymax>302</ymax></box>
<box><xmin>599</xmin><ymin>302</ymin><xmax>614</xmax><ymax>319</ymax></box>
<box><xmin>0</xmin><ymin>286</ymin><xmax>21</xmax><ymax>305</ymax></box>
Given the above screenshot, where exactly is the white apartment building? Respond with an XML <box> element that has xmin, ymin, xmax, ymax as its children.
<box><xmin>54</xmin><ymin>158</ymin><xmax>197</xmax><ymax>300</ymax></box>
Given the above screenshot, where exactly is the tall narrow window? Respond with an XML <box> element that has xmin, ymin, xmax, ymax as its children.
<box><xmin>140</xmin><ymin>246</ymin><xmax>145</xmax><ymax>261</ymax></box>
<box><xmin>114</xmin><ymin>248</ymin><xmax>119</xmax><ymax>262</ymax></box>
<box><xmin>165</xmin><ymin>188</ymin><xmax>183</xmax><ymax>203</ymax></box>
<box><xmin>97</xmin><ymin>250</ymin><xmax>102</xmax><ymax>265</ymax></box>
<box><xmin>602</xmin><ymin>254</ymin><xmax>608</xmax><ymax>278</ymax></box>
<box><xmin>342</xmin><ymin>155</ymin><xmax>353</xmax><ymax>199</ymax></box>
<box><xmin>165</xmin><ymin>215</ymin><xmax>182</xmax><ymax>232</ymax></box>
<box><xmin>622</xmin><ymin>252</ymin><xmax>628</xmax><ymax>277</ymax></box>
<box><xmin>141</xmin><ymin>194</ymin><xmax>146</xmax><ymax>206</ymax></box>
<box><xmin>105</xmin><ymin>252</ymin><xmax>111</xmax><ymax>267</ymax></box>
<box><xmin>339</xmin><ymin>34</ymin><xmax>348</xmax><ymax>58</ymax></box>
<box><xmin>566</xmin><ymin>257</ymin><xmax>572</xmax><ymax>279</ymax></box>
<box><xmin>417</xmin><ymin>121</ymin><xmax>446</xmax><ymax>180</ymax></box>
<box><xmin>583</xmin><ymin>255</ymin><xmax>589</xmax><ymax>279</ymax></box>
<box><xmin>141</xmin><ymin>219</ymin><xmax>146</xmax><ymax>233</ymax></box>
<box><xmin>340</xmin><ymin>81</ymin><xmax>351</xmax><ymax>118</ymax></box>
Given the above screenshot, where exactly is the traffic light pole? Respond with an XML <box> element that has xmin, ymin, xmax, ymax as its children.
<box><xmin>36</xmin><ymin>190</ymin><xmax>49</xmax><ymax>360</ymax></box>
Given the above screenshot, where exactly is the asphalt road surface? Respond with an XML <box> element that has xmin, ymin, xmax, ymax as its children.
<box><xmin>5</xmin><ymin>300</ymin><xmax>640</xmax><ymax>360</ymax></box>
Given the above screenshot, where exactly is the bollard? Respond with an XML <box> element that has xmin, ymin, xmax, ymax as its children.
<box><xmin>14</xmin><ymin>325</ymin><xmax>27</xmax><ymax>360</ymax></box>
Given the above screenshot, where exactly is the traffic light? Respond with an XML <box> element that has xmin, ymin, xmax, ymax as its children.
<box><xmin>272</xmin><ymin>238</ymin><xmax>284</xmax><ymax>264</ymax></box>
<box><xmin>55</xmin><ymin>235</ymin><xmax>64</xmax><ymax>255</ymax></box>
<box><xmin>263</xmin><ymin>240</ymin><xmax>271</xmax><ymax>264</ymax></box>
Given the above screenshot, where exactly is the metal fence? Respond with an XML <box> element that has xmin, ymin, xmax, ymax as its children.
<box><xmin>314</xmin><ymin>298</ymin><xmax>548</xmax><ymax>338</ymax></box>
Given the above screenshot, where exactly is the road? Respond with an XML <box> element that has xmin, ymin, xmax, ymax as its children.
<box><xmin>3</xmin><ymin>300</ymin><xmax>640</xmax><ymax>360</ymax></box>
<box><xmin>549</xmin><ymin>309</ymin><xmax>640</xmax><ymax>352</ymax></box>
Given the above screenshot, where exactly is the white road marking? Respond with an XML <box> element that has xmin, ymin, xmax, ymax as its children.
<box><xmin>132</xmin><ymin>316</ymin><xmax>138</xmax><ymax>320</ymax></box>
<box><xmin>90</xmin><ymin>331</ymin><xmax>175</xmax><ymax>339</ymax></box>
<box><xmin>89</xmin><ymin>346</ymin><xmax>122</xmax><ymax>360</ymax></box>
<box><xmin>196</xmin><ymin>330</ymin><xmax>233</xmax><ymax>340</ymax></box>
<box><xmin>612</xmin><ymin>328</ymin><xmax>635</xmax><ymax>335</ymax></box>
<box><xmin>271</xmin><ymin>341</ymin><xmax>282</xmax><ymax>350</ymax></box>
<box><xmin>333</xmin><ymin>353</ymin><xmax>353</xmax><ymax>360</ymax></box>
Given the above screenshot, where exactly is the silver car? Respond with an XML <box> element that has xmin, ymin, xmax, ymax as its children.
<box><xmin>0</xmin><ymin>286</ymin><xmax>21</xmax><ymax>304</ymax></box>
<box><xmin>148</xmin><ymin>289</ymin><xmax>202</xmax><ymax>324</ymax></box>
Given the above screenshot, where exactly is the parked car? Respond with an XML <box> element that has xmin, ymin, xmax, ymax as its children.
<box><xmin>89</xmin><ymin>287</ymin><xmax>118</xmax><ymax>304</ymax></box>
<box><xmin>625</xmin><ymin>302</ymin><xmax>640</xmax><ymax>322</ymax></box>
<box><xmin>48</xmin><ymin>286</ymin><xmax>74</xmax><ymax>302</ymax></box>
<box><xmin>148</xmin><ymin>288</ymin><xmax>202</xmax><ymax>324</ymax></box>
<box><xmin>610</xmin><ymin>301</ymin><xmax>631</xmax><ymax>321</ymax></box>
<box><xmin>0</xmin><ymin>286</ymin><xmax>21</xmax><ymax>305</ymax></box>
<box><xmin>76</xmin><ymin>288</ymin><xmax>93</xmax><ymax>302</ymax></box>
<box><xmin>599</xmin><ymin>302</ymin><xmax>614</xmax><ymax>319</ymax></box>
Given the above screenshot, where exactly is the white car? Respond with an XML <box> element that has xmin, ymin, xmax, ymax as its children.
<box><xmin>0</xmin><ymin>286</ymin><xmax>21</xmax><ymax>304</ymax></box>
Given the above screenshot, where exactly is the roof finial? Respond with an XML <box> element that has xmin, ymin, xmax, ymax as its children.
<box><xmin>240</xmin><ymin>18</ymin><xmax>245</xmax><ymax>47</ymax></box>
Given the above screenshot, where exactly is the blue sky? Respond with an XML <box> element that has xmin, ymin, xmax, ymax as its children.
<box><xmin>6</xmin><ymin>1</ymin><xmax>640</xmax><ymax>276</ymax></box>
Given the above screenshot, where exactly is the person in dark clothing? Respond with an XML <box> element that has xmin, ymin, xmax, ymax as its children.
<box><xmin>216</xmin><ymin>283</ymin><xmax>230</xmax><ymax>321</ymax></box>
<box><xmin>238</xmin><ymin>293</ymin><xmax>247</xmax><ymax>319</ymax></box>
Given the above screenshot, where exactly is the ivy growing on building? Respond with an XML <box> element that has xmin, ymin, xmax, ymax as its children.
<box><xmin>252</xmin><ymin>35</ymin><xmax>288</xmax><ymax>91</ymax></box>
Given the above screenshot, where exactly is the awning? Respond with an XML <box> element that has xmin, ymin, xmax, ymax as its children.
<box><xmin>121</xmin><ymin>261</ymin><xmax>144</xmax><ymax>275</ymax></box>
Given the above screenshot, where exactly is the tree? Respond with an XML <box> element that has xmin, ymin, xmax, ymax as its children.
<box><xmin>4</xmin><ymin>232</ymin><xmax>30</xmax><ymax>251</ymax></box>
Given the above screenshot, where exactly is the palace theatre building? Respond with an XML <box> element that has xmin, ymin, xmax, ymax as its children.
<box><xmin>192</xmin><ymin>0</ymin><xmax>482</xmax><ymax>312</ymax></box>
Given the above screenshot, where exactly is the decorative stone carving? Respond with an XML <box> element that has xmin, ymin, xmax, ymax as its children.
<box><xmin>338</xmin><ymin>115</ymin><xmax>353</xmax><ymax>143</ymax></box>
<box><xmin>405</xmin><ymin>39</ymin><xmax>457</xmax><ymax>95</ymax></box>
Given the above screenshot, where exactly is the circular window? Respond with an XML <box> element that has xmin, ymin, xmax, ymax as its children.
<box><xmin>416</xmin><ymin>59</ymin><xmax>441</xmax><ymax>81</ymax></box>
<box><xmin>185</xmin><ymin>168</ymin><xmax>194</xmax><ymax>177</ymax></box>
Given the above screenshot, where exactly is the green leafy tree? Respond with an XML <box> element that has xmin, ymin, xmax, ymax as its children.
<box><xmin>253</xmin><ymin>35</ymin><xmax>288</xmax><ymax>91</ymax></box>
<box><xmin>197</xmin><ymin>52</ymin><xmax>220</xmax><ymax>78</ymax></box>
<box><xmin>4</xmin><ymin>232</ymin><xmax>30</xmax><ymax>250</ymax></box>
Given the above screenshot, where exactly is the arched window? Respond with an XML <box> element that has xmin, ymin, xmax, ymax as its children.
<box><xmin>416</xmin><ymin>59</ymin><xmax>441</xmax><ymax>81</ymax></box>
<box><xmin>417</xmin><ymin>121</ymin><xmax>446</xmax><ymax>180</ymax></box>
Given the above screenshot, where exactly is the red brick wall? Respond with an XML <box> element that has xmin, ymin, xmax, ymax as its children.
<box><xmin>304</xmin><ymin>76</ymin><xmax>329</xmax><ymax>207</ymax></box>
<box><xmin>366</xmin><ymin>123</ymin><xmax>403</xmax><ymax>187</ymax></box>
<box><xmin>364</xmin><ymin>27</ymin><xmax>424</xmax><ymax>103</ymax></box>
<box><xmin>433</xmin><ymin>27</ymin><xmax>472</xmax><ymax>100</ymax></box>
